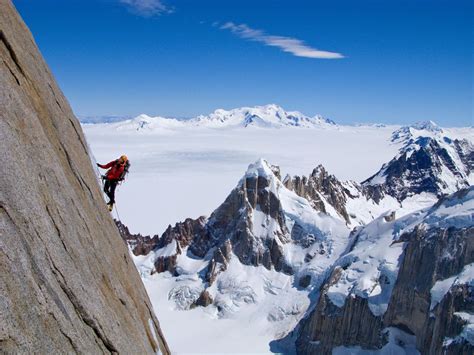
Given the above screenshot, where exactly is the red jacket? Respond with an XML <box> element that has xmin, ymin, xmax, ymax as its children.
<box><xmin>98</xmin><ymin>160</ymin><xmax>126</xmax><ymax>180</ymax></box>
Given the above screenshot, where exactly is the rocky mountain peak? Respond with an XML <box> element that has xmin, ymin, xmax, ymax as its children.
<box><xmin>122</xmin><ymin>159</ymin><xmax>350</xmax><ymax>284</ymax></box>
<box><xmin>391</xmin><ymin>120</ymin><xmax>444</xmax><ymax>143</ymax></box>
<box><xmin>121</xmin><ymin>159</ymin><xmax>293</xmax><ymax>280</ymax></box>
<box><xmin>284</xmin><ymin>164</ymin><xmax>355</xmax><ymax>224</ymax></box>
<box><xmin>365</xmin><ymin>127</ymin><xmax>473</xmax><ymax>202</ymax></box>
<box><xmin>309</xmin><ymin>164</ymin><xmax>328</xmax><ymax>178</ymax></box>
<box><xmin>196</xmin><ymin>160</ymin><xmax>292</xmax><ymax>276</ymax></box>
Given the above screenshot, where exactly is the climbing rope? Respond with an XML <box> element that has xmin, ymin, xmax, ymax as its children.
<box><xmin>114</xmin><ymin>201</ymin><xmax>122</xmax><ymax>223</ymax></box>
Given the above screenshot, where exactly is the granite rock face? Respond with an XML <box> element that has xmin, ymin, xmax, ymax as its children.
<box><xmin>0</xmin><ymin>1</ymin><xmax>169</xmax><ymax>353</ymax></box>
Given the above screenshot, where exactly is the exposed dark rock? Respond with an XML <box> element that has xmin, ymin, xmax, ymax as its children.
<box><xmin>193</xmin><ymin>290</ymin><xmax>214</xmax><ymax>308</ymax></box>
<box><xmin>364</xmin><ymin>137</ymin><xmax>473</xmax><ymax>202</ymax></box>
<box><xmin>431</xmin><ymin>284</ymin><xmax>473</xmax><ymax>355</ymax></box>
<box><xmin>296</xmin><ymin>267</ymin><xmax>385</xmax><ymax>354</ymax></box>
<box><xmin>116</xmin><ymin>217</ymin><xmax>209</xmax><ymax>276</ymax></box>
<box><xmin>455</xmin><ymin>139</ymin><xmax>474</xmax><ymax>173</ymax></box>
<box><xmin>383</xmin><ymin>211</ymin><xmax>396</xmax><ymax>222</ymax></box>
<box><xmin>385</xmin><ymin>226</ymin><xmax>474</xmax><ymax>354</ymax></box>
<box><xmin>284</xmin><ymin>165</ymin><xmax>357</xmax><ymax>224</ymax></box>
<box><xmin>298</xmin><ymin>275</ymin><xmax>312</xmax><ymax>288</ymax></box>
<box><xmin>116</xmin><ymin>219</ymin><xmax>159</xmax><ymax>256</ymax></box>
<box><xmin>161</xmin><ymin>216</ymin><xmax>208</xmax><ymax>253</ymax></box>
<box><xmin>153</xmin><ymin>254</ymin><xmax>179</xmax><ymax>275</ymax></box>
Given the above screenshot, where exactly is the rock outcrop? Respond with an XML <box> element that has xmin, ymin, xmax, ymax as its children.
<box><xmin>0</xmin><ymin>1</ymin><xmax>169</xmax><ymax>353</ymax></box>
<box><xmin>116</xmin><ymin>220</ymin><xmax>160</xmax><ymax>256</ymax></box>
<box><xmin>283</xmin><ymin>165</ymin><xmax>355</xmax><ymax>224</ymax></box>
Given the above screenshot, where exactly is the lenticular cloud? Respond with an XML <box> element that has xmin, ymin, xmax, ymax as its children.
<box><xmin>220</xmin><ymin>22</ymin><xmax>344</xmax><ymax>59</ymax></box>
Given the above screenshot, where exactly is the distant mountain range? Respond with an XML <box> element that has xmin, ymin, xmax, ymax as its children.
<box><xmin>81</xmin><ymin>104</ymin><xmax>337</xmax><ymax>129</ymax></box>
<box><xmin>81</xmin><ymin>105</ymin><xmax>473</xmax><ymax>132</ymax></box>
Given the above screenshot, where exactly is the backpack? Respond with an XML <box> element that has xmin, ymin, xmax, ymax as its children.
<box><xmin>119</xmin><ymin>160</ymin><xmax>130</xmax><ymax>181</ymax></box>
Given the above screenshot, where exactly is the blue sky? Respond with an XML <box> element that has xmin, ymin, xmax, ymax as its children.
<box><xmin>13</xmin><ymin>0</ymin><xmax>473</xmax><ymax>126</ymax></box>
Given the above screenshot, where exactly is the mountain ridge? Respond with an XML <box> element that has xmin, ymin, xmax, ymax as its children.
<box><xmin>83</xmin><ymin>104</ymin><xmax>338</xmax><ymax>130</ymax></box>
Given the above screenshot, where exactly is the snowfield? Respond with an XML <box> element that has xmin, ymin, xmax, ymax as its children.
<box><xmin>141</xmin><ymin>257</ymin><xmax>311</xmax><ymax>354</ymax></box>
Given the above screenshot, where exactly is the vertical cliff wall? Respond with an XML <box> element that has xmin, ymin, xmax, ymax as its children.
<box><xmin>0</xmin><ymin>1</ymin><xmax>169</xmax><ymax>353</ymax></box>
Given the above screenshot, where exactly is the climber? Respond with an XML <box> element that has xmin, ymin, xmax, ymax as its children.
<box><xmin>97</xmin><ymin>155</ymin><xmax>130</xmax><ymax>211</ymax></box>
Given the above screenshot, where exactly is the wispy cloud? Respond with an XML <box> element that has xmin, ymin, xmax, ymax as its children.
<box><xmin>219</xmin><ymin>22</ymin><xmax>344</xmax><ymax>59</ymax></box>
<box><xmin>120</xmin><ymin>0</ymin><xmax>173</xmax><ymax>17</ymax></box>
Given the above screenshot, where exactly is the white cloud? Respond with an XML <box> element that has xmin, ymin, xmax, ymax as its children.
<box><xmin>220</xmin><ymin>22</ymin><xmax>344</xmax><ymax>59</ymax></box>
<box><xmin>120</xmin><ymin>0</ymin><xmax>173</xmax><ymax>17</ymax></box>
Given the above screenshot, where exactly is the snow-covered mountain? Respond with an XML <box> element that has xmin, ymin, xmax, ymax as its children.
<box><xmin>118</xmin><ymin>159</ymin><xmax>353</xmax><ymax>350</ymax></box>
<box><xmin>281</xmin><ymin>125</ymin><xmax>473</xmax><ymax>227</ymax></box>
<box><xmin>296</xmin><ymin>187</ymin><xmax>473</xmax><ymax>354</ymax></box>
<box><xmin>191</xmin><ymin>104</ymin><xmax>336</xmax><ymax>128</ymax></box>
<box><xmin>390</xmin><ymin>120</ymin><xmax>444</xmax><ymax>143</ymax></box>
<box><xmin>114</xmin><ymin>114</ymin><xmax>186</xmax><ymax>131</ymax></box>
<box><xmin>102</xmin><ymin>104</ymin><xmax>337</xmax><ymax>131</ymax></box>
<box><xmin>364</xmin><ymin>121</ymin><xmax>474</xmax><ymax>202</ymax></box>
<box><xmin>128</xmin><ymin>159</ymin><xmax>349</xmax><ymax>285</ymax></box>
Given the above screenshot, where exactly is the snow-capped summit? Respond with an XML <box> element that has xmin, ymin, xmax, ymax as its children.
<box><xmin>244</xmin><ymin>158</ymin><xmax>279</xmax><ymax>179</ymax></box>
<box><xmin>115</xmin><ymin>114</ymin><xmax>184</xmax><ymax>131</ymax></box>
<box><xmin>117</xmin><ymin>152</ymin><xmax>473</xmax><ymax>353</ymax></box>
<box><xmin>411</xmin><ymin>120</ymin><xmax>443</xmax><ymax>132</ymax></box>
<box><xmin>190</xmin><ymin>104</ymin><xmax>335</xmax><ymax>128</ymax></box>
<box><xmin>391</xmin><ymin>120</ymin><xmax>444</xmax><ymax>143</ymax></box>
